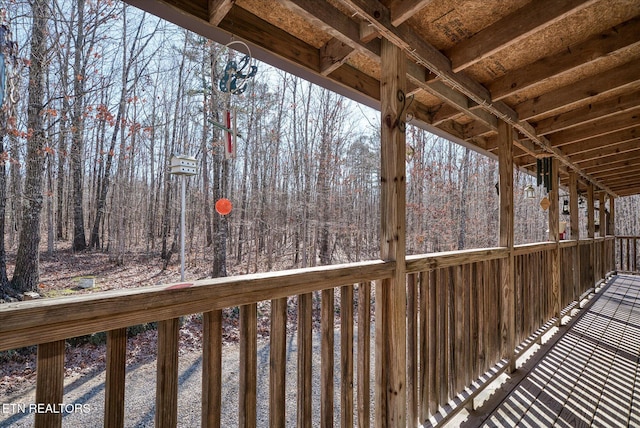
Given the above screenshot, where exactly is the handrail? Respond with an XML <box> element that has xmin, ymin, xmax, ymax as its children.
<box><xmin>405</xmin><ymin>247</ymin><xmax>507</xmax><ymax>273</ymax></box>
<box><xmin>0</xmin><ymin>260</ymin><xmax>394</xmax><ymax>351</ymax></box>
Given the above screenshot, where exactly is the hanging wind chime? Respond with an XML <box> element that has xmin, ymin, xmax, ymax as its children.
<box><xmin>210</xmin><ymin>40</ymin><xmax>258</xmax><ymax>215</ymax></box>
<box><xmin>536</xmin><ymin>157</ymin><xmax>553</xmax><ymax>211</ymax></box>
<box><xmin>214</xmin><ymin>40</ymin><xmax>257</xmax><ymax>160</ymax></box>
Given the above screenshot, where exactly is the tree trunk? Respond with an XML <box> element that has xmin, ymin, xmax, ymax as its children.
<box><xmin>11</xmin><ymin>0</ymin><xmax>48</xmax><ymax>293</ymax></box>
<box><xmin>71</xmin><ymin>0</ymin><xmax>87</xmax><ymax>251</ymax></box>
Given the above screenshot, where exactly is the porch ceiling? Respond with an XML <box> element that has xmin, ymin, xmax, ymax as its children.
<box><xmin>125</xmin><ymin>0</ymin><xmax>640</xmax><ymax>197</ymax></box>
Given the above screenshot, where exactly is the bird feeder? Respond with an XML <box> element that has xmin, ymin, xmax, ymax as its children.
<box><xmin>169</xmin><ymin>154</ymin><xmax>197</xmax><ymax>176</ymax></box>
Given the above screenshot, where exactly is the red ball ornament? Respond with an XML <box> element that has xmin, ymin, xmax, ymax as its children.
<box><xmin>215</xmin><ymin>198</ymin><xmax>232</xmax><ymax>215</ymax></box>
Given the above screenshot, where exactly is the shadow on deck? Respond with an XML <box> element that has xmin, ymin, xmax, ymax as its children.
<box><xmin>465</xmin><ymin>274</ymin><xmax>640</xmax><ymax>427</ymax></box>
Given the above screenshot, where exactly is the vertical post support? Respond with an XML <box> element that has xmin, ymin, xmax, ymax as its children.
<box><xmin>105</xmin><ymin>328</ymin><xmax>127</xmax><ymax>428</ymax></box>
<box><xmin>202</xmin><ymin>310</ymin><xmax>222</xmax><ymax>428</ymax></box>
<box><xmin>156</xmin><ymin>318</ymin><xmax>179</xmax><ymax>428</ymax></box>
<box><xmin>587</xmin><ymin>184</ymin><xmax>595</xmax><ymax>239</ymax></box>
<box><xmin>587</xmin><ymin>184</ymin><xmax>595</xmax><ymax>289</ymax></box>
<box><xmin>609</xmin><ymin>195</ymin><xmax>615</xmax><ymax>237</ymax></box>
<box><xmin>598</xmin><ymin>193</ymin><xmax>606</xmax><ymax>238</ymax></box>
<box><xmin>569</xmin><ymin>172</ymin><xmax>579</xmax><ymax>302</ymax></box>
<box><xmin>35</xmin><ymin>340</ymin><xmax>65</xmax><ymax>428</ymax></box>
<box><xmin>548</xmin><ymin>158</ymin><xmax>560</xmax><ymax>320</ymax></box>
<box><xmin>497</xmin><ymin>120</ymin><xmax>515</xmax><ymax>373</ymax></box>
<box><xmin>376</xmin><ymin>38</ymin><xmax>407</xmax><ymax>427</ymax></box>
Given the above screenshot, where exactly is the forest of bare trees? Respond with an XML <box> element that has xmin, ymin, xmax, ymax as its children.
<box><xmin>0</xmin><ymin>1</ymin><xmax>638</xmax><ymax>296</ymax></box>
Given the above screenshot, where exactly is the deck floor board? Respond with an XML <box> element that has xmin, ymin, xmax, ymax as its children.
<box><xmin>465</xmin><ymin>274</ymin><xmax>640</xmax><ymax>428</ymax></box>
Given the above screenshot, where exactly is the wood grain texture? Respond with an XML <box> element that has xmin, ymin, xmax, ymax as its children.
<box><xmin>202</xmin><ymin>310</ymin><xmax>222</xmax><ymax>428</ymax></box>
<box><xmin>356</xmin><ymin>282</ymin><xmax>371</xmax><ymax>428</ymax></box>
<box><xmin>321</xmin><ymin>288</ymin><xmax>334</xmax><ymax>427</ymax></box>
<box><xmin>156</xmin><ymin>318</ymin><xmax>179</xmax><ymax>428</ymax></box>
<box><xmin>297</xmin><ymin>293</ymin><xmax>312</xmax><ymax>427</ymax></box>
<box><xmin>269</xmin><ymin>298</ymin><xmax>287</xmax><ymax>428</ymax></box>
<box><xmin>105</xmin><ymin>328</ymin><xmax>127</xmax><ymax>428</ymax></box>
<box><xmin>35</xmin><ymin>340</ymin><xmax>65</xmax><ymax>428</ymax></box>
<box><xmin>0</xmin><ymin>260</ymin><xmax>393</xmax><ymax>352</ymax></box>
<box><xmin>340</xmin><ymin>285</ymin><xmax>354</xmax><ymax>428</ymax></box>
<box><xmin>239</xmin><ymin>304</ymin><xmax>257</xmax><ymax>428</ymax></box>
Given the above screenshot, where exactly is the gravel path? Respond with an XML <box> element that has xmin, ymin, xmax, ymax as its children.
<box><xmin>1</xmin><ymin>329</ymin><xmax>374</xmax><ymax>427</ymax></box>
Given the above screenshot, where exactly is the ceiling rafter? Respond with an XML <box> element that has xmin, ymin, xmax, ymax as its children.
<box><xmin>555</xmin><ymin>127</ymin><xmax>640</xmax><ymax>154</ymax></box>
<box><xmin>446</xmin><ymin>0</ymin><xmax>598</xmax><ymax>72</ymax></box>
<box><xmin>533</xmin><ymin>89</ymin><xmax>640</xmax><ymax>136</ymax></box>
<box><xmin>516</xmin><ymin>58</ymin><xmax>640</xmax><ymax>120</ymax></box>
<box><xmin>567</xmin><ymin>140</ymin><xmax>640</xmax><ymax>164</ymax></box>
<box><xmin>208</xmin><ymin>0</ymin><xmax>234</xmax><ymax>25</ymax></box>
<box><xmin>332</xmin><ymin>0</ymin><xmax>616</xmax><ymax>196</ymax></box>
<box><xmin>489</xmin><ymin>17</ymin><xmax>640</xmax><ymax>101</ymax></box>
<box><xmin>547</xmin><ymin>108</ymin><xmax>640</xmax><ymax>147</ymax></box>
<box><xmin>388</xmin><ymin>0</ymin><xmax>434</xmax><ymax>27</ymax></box>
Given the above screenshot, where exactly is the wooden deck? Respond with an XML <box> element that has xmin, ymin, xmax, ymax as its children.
<box><xmin>465</xmin><ymin>274</ymin><xmax>640</xmax><ymax>427</ymax></box>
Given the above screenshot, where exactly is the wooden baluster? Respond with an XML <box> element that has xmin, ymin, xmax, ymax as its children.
<box><xmin>406</xmin><ymin>273</ymin><xmax>417</xmax><ymax>426</ymax></box>
<box><xmin>341</xmin><ymin>285</ymin><xmax>354</xmax><ymax>428</ymax></box>
<box><xmin>297</xmin><ymin>293</ymin><xmax>312</xmax><ymax>427</ymax></box>
<box><xmin>357</xmin><ymin>282</ymin><xmax>371</xmax><ymax>428</ymax></box>
<box><xmin>156</xmin><ymin>318</ymin><xmax>179</xmax><ymax>428</ymax></box>
<box><xmin>321</xmin><ymin>288</ymin><xmax>334</xmax><ymax>427</ymax></box>
<box><xmin>202</xmin><ymin>310</ymin><xmax>222</xmax><ymax>428</ymax></box>
<box><xmin>269</xmin><ymin>298</ymin><xmax>287</xmax><ymax>428</ymax></box>
<box><xmin>239</xmin><ymin>304</ymin><xmax>257</xmax><ymax>428</ymax></box>
<box><xmin>35</xmin><ymin>340</ymin><xmax>65</xmax><ymax>428</ymax></box>
<box><xmin>105</xmin><ymin>328</ymin><xmax>127</xmax><ymax>428</ymax></box>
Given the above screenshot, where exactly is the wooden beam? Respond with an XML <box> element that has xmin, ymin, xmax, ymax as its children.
<box><xmin>360</xmin><ymin>20</ymin><xmax>379</xmax><ymax>42</ymax></box>
<box><xmin>497</xmin><ymin>120</ymin><xmax>515</xmax><ymax>373</ymax></box>
<box><xmin>320</xmin><ymin>37</ymin><xmax>355</xmax><ymax>75</ymax></box>
<box><xmin>376</xmin><ymin>38</ymin><xmax>406</xmax><ymax>427</ymax></box>
<box><xmin>556</xmin><ymin>127</ymin><xmax>640</xmax><ymax>154</ymax></box>
<box><xmin>534</xmin><ymin>89</ymin><xmax>640</xmax><ymax>136</ymax></box>
<box><xmin>516</xmin><ymin>57</ymin><xmax>640</xmax><ymax>120</ymax></box>
<box><xmin>208</xmin><ymin>0</ymin><xmax>234</xmax><ymax>25</ymax></box>
<box><xmin>580</xmin><ymin>153</ymin><xmax>640</xmax><ymax>174</ymax></box>
<box><xmin>389</xmin><ymin>0</ymin><xmax>434</xmax><ymax>26</ymax></box>
<box><xmin>564</xmin><ymin>139</ymin><xmax>640</xmax><ymax>164</ymax></box>
<box><xmin>446</xmin><ymin>0</ymin><xmax>597</xmax><ymax>72</ymax></box>
<box><xmin>490</xmin><ymin>17</ymin><xmax>640</xmax><ymax>101</ymax></box>
<box><xmin>547</xmin><ymin>108</ymin><xmax>640</xmax><ymax>147</ymax></box>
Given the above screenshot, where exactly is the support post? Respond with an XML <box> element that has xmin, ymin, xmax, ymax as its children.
<box><xmin>497</xmin><ymin>120</ymin><xmax>515</xmax><ymax>373</ymax></box>
<box><xmin>569</xmin><ymin>172</ymin><xmax>579</xmax><ymax>302</ymax></box>
<box><xmin>548</xmin><ymin>158</ymin><xmax>560</xmax><ymax>320</ymax></box>
<box><xmin>609</xmin><ymin>195</ymin><xmax>615</xmax><ymax>236</ymax></box>
<box><xmin>598</xmin><ymin>193</ymin><xmax>606</xmax><ymax>238</ymax></box>
<box><xmin>569</xmin><ymin>173</ymin><xmax>579</xmax><ymax>241</ymax></box>
<box><xmin>587</xmin><ymin>184</ymin><xmax>595</xmax><ymax>239</ymax></box>
<box><xmin>376</xmin><ymin>38</ymin><xmax>407</xmax><ymax>427</ymax></box>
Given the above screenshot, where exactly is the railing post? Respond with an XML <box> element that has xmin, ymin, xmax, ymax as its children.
<box><xmin>239</xmin><ymin>304</ymin><xmax>257</xmax><ymax>428</ymax></box>
<box><xmin>548</xmin><ymin>158</ymin><xmax>561</xmax><ymax>320</ymax></box>
<box><xmin>376</xmin><ymin>38</ymin><xmax>407</xmax><ymax>427</ymax></box>
<box><xmin>570</xmin><ymin>172</ymin><xmax>579</xmax><ymax>301</ymax></box>
<box><xmin>269</xmin><ymin>299</ymin><xmax>287</xmax><ymax>427</ymax></box>
<box><xmin>156</xmin><ymin>318</ymin><xmax>179</xmax><ymax>428</ymax></box>
<box><xmin>497</xmin><ymin>119</ymin><xmax>515</xmax><ymax>373</ymax></box>
<box><xmin>202</xmin><ymin>310</ymin><xmax>222</xmax><ymax>428</ymax></box>
<box><xmin>35</xmin><ymin>340</ymin><xmax>65</xmax><ymax>428</ymax></box>
<box><xmin>588</xmin><ymin>184</ymin><xmax>595</xmax><ymax>287</ymax></box>
<box><xmin>105</xmin><ymin>328</ymin><xmax>127</xmax><ymax>428</ymax></box>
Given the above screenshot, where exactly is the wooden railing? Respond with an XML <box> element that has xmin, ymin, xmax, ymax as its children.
<box><xmin>617</xmin><ymin>235</ymin><xmax>639</xmax><ymax>273</ymax></box>
<box><xmin>0</xmin><ymin>238</ymin><xmax>617</xmax><ymax>427</ymax></box>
